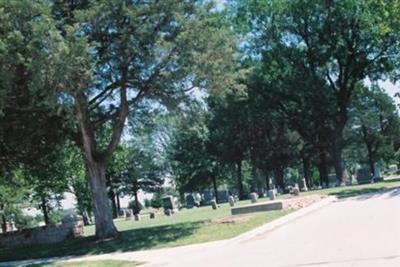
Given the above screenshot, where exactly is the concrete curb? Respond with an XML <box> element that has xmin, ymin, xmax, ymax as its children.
<box><xmin>229</xmin><ymin>195</ymin><xmax>337</xmax><ymax>244</ymax></box>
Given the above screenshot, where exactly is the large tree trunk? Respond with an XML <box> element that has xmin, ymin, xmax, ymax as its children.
<box><xmin>273</xmin><ymin>167</ymin><xmax>285</xmax><ymax>191</ymax></box>
<box><xmin>331</xmin><ymin>133</ymin><xmax>345</xmax><ymax>185</ymax></box>
<box><xmin>302</xmin><ymin>156</ymin><xmax>312</xmax><ymax>188</ymax></box>
<box><xmin>211</xmin><ymin>175</ymin><xmax>219</xmax><ymax>204</ymax></box>
<box><xmin>86</xmin><ymin>161</ymin><xmax>118</xmax><ymax>239</ymax></box>
<box><xmin>317</xmin><ymin>151</ymin><xmax>329</xmax><ymax>188</ymax></box>
<box><xmin>133</xmin><ymin>186</ymin><xmax>140</xmax><ymax>215</ymax></box>
<box><xmin>116</xmin><ymin>192</ymin><xmax>121</xmax><ymax>213</ymax></box>
<box><xmin>106</xmin><ymin>175</ymin><xmax>117</xmax><ymax>219</ymax></box>
<box><xmin>1</xmin><ymin>214</ymin><xmax>7</xmax><ymax>233</ymax></box>
<box><xmin>237</xmin><ymin>161</ymin><xmax>245</xmax><ymax>200</ymax></box>
<box><xmin>109</xmin><ymin>189</ymin><xmax>117</xmax><ymax>219</ymax></box>
<box><xmin>366</xmin><ymin>143</ymin><xmax>375</xmax><ymax>178</ymax></box>
<box><xmin>265</xmin><ymin>174</ymin><xmax>270</xmax><ymax>191</ymax></box>
<box><xmin>74</xmin><ymin>71</ymin><xmax>128</xmax><ymax>240</ymax></box>
<box><xmin>80</xmin><ymin>209</ymin><xmax>91</xmax><ymax>226</ymax></box>
<box><xmin>41</xmin><ymin>197</ymin><xmax>50</xmax><ymax>225</ymax></box>
<box><xmin>362</xmin><ymin>126</ymin><xmax>376</xmax><ymax>178</ymax></box>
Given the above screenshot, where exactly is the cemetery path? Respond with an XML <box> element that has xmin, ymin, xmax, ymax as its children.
<box><xmin>4</xmin><ymin>188</ymin><xmax>400</xmax><ymax>267</ymax></box>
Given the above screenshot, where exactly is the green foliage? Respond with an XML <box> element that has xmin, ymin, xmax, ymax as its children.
<box><xmin>61</xmin><ymin>143</ymin><xmax>93</xmax><ymax>220</ymax></box>
<box><xmin>0</xmin><ymin>167</ymin><xmax>30</xmax><ymax>230</ymax></box>
<box><xmin>168</xmin><ymin>103</ymin><xmax>222</xmax><ymax>193</ymax></box>
<box><xmin>13</xmin><ymin>213</ymin><xmax>42</xmax><ymax>230</ymax></box>
<box><xmin>232</xmin><ymin>0</ymin><xmax>400</xmax><ymax>183</ymax></box>
<box><xmin>345</xmin><ymin>84</ymin><xmax>400</xmax><ymax>172</ymax></box>
<box><xmin>0</xmin><ymin>0</ymin><xmax>67</xmax><ymax>170</ymax></box>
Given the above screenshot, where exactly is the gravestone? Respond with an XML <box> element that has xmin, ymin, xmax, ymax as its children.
<box><xmin>328</xmin><ymin>174</ymin><xmax>337</xmax><ymax>187</ymax></box>
<box><xmin>165</xmin><ymin>209</ymin><xmax>172</xmax><ymax>216</ymax></box>
<box><xmin>162</xmin><ymin>195</ymin><xmax>177</xmax><ymax>213</ymax></box>
<box><xmin>349</xmin><ymin>174</ymin><xmax>356</xmax><ymax>185</ymax></box>
<box><xmin>186</xmin><ymin>194</ymin><xmax>195</xmax><ymax>209</ymax></box>
<box><xmin>203</xmin><ymin>190</ymin><xmax>213</xmax><ymax>205</ymax></box>
<box><xmin>118</xmin><ymin>209</ymin><xmax>125</xmax><ymax>217</ymax></box>
<box><xmin>149</xmin><ymin>212</ymin><xmax>156</xmax><ymax>219</ymax></box>
<box><xmin>268</xmin><ymin>189</ymin><xmax>277</xmax><ymax>200</ymax></box>
<box><xmin>210</xmin><ymin>199</ymin><xmax>218</xmax><ymax>210</ymax></box>
<box><xmin>250</xmin><ymin>192</ymin><xmax>258</xmax><ymax>203</ymax></box>
<box><xmin>299</xmin><ymin>178</ymin><xmax>308</xmax><ymax>192</ymax></box>
<box><xmin>292</xmin><ymin>185</ymin><xmax>300</xmax><ymax>196</ymax></box>
<box><xmin>134</xmin><ymin>214</ymin><xmax>141</xmax><ymax>221</ymax></box>
<box><xmin>356</xmin><ymin>168</ymin><xmax>373</xmax><ymax>184</ymax></box>
<box><xmin>389</xmin><ymin>164</ymin><xmax>398</xmax><ymax>174</ymax></box>
<box><xmin>125</xmin><ymin>210</ymin><xmax>132</xmax><ymax>220</ymax></box>
<box><xmin>217</xmin><ymin>190</ymin><xmax>229</xmax><ymax>203</ymax></box>
<box><xmin>194</xmin><ymin>193</ymin><xmax>201</xmax><ymax>207</ymax></box>
<box><xmin>228</xmin><ymin>196</ymin><xmax>235</xmax><ymax>207</ymax></box>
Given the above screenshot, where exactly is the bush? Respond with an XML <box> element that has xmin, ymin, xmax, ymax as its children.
<box><xmin>14</xmin><ymin>213</ymin><xmax>42</xmax><ymax>230</ymax></box>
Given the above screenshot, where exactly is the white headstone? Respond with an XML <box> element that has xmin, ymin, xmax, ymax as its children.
<box><xmin>250</xmin><ymin>192</ymin><xmax>258</xmax><ymax>203</ymax></box>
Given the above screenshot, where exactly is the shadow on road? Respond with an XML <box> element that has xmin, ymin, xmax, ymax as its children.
<box><xmin>330</xmin><ymin>187</ymin><xmax>400</xmax><ymax>201</ymax></box>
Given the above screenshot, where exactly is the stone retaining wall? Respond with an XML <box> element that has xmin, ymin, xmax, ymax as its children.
<box><xmin>0</xmin><ymin>217</ymin><xmax>84</xmax><ymax>248</ymax></box>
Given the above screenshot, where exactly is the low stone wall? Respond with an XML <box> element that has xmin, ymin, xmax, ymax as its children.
<box><xmin>231</xmin><ymin>201</ymin><xmax>283</xmax><ymax>215</ymax></box>
<box><xmin>231</xmin><ymin>195</ymin><xmax>323</xmax><ymax>215</ymax></box>
<box><xmin>0</xmin><ymin>217</ymin><xmax>84</xmax><ymax>248</ymax></box>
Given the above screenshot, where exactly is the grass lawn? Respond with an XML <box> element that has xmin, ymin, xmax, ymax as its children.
<box><xmin>2</xmin><ymin>178</ymin><xmax>400</xmax><ymax>262</ymax></box>
<box><xmin>1</xmin><ymin>201</ymin><xmax>289</xmax><ymax>262</ymax></box>
<box><xmin>26</xmin><ymin>260</ymin><xmax>141</xmax><ymax>267</ymax></box>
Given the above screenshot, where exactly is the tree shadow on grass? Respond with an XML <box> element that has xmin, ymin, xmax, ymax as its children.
<box><xmin>0</xmin><ymin>221</ymin><xmax>203</xmax><ymax>262</ymax></box>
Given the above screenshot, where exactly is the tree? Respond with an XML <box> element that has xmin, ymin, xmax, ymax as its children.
<box><xmin>208</xmin><ymin>92</ymin><xmax>250</xmax><ymax>200</ymax></box>
<box><xmin>232</xmin><ymin>0</ymin><xmax>400</xmax><ymax>184</ymax></box>
<box><xmin>51</xmin><ymin>0</ymin><xmax>236</xmax><ymax>239</ymax></box>
<box><xmin>0</xmin><ymin>168</ymin><xmax>29</xmax><ymax>233</ymax></box>
<box><xmin>168</xmin><ymin>104</ymin><xmax>223</xmax><ymax>202</ymax></box>
<box><xmin>124</xmin><ymin>144</ymin><xmax>164</xmax><ymax>214</ymax></box>
<box><xmin>105</xmin><ymin>146</ymin><xmax>127</xmax><ymax>219</ymax></box>
<box><xmin>60</xmin><ymin>142</ymin><xmax>93</xmax><ymax>225</ymax></box>
<box><xmin>248</xmin><ymin>88</ymin><xmax>302</xmax><ymax>190</ymax></box>
<box><xmin>348</xmin><ymin>85</ymin><xmax>400</xmax><ymax>176</ymax></box>
<box><xmin>0</xmin><ymin>0</ymin><xmax>67</xmax><ymax>174</ymax></box>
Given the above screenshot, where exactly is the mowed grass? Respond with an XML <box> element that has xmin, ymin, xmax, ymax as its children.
<box><xmin>2</xmin><ymin>178</ymin><xmax>400</xmax><ymax>263</ymax></box>
<box><xmin>0</xmin><ymin>200</ymin><xmax>289</xmax><ymax>262</ymax></box>
<box><xmin>27</xmin><ymin>260</ymin><xmax>141</xmax><ymax>267</ymax></box>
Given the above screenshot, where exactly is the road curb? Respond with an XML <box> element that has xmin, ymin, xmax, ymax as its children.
<box><xmin>229</xmin><ymin>195</ymin><xmax>337</xmax><ymax>244</ymax></box>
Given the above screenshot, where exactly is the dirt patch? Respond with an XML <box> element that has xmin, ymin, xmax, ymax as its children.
<box><xmin>212</xmin><ymin>215</ymin><xmax>252</xmax><ymax>224</ymax></box>
<box><xmin>282</xmin><ymin>195</ymin><xmax>324</xmax><ymax>210</ymax></box>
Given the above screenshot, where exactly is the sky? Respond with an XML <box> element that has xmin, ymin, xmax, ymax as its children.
<box><xmin>381</xmin><ymin>81</ymin><xmax>399</xmax><ymax>104</ymax></box>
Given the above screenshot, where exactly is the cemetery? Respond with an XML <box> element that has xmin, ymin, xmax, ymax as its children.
<box><xmin>2</xmin><ymin>0</ymin><xmax>400</xmax><ymax>266</ymax></box>
<box><xmin>1</xmin><ymin>178</ymin><xmax>400</xmax><ymax>263</ymax></box>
